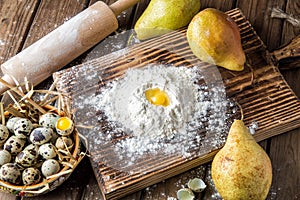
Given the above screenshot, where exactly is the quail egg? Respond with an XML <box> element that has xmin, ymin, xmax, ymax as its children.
<box><xmin>13</xmin><ymin>118</ymin><xmax>33</xmax><ymax>138</ymax></box>
<box><xmin>39</xmin><ymin>113</ymin><xmax>60</xmax><ymax>129</ymax></box>
<box><xmin>6</xmin><ymin>117</ymin><xmax>21</xmax><ymax>133</ymax></box>
<box><xmin>15</xmin><ymin>148</ymin><xmax>38</xmax><ymax>167</ymax></box>
<box><xmin>29</xmin><ymin>127</ymin><xmax>53</xmax><ymax>145</ymax></box>
<box><xmin>0</xmin><ymin>124</ymin><xmax>9</xmax><ymax>144</ymax></box>
<box><xmin>24</xmin><ymin>144</ymin><xmax>39</xmax><ymax>154</ymax></box>
<box><xmin>41</xmin><ymin>159</ymin><xmax>60</xmax><ymax>177</ymax></box>
<box><xmin>22</xmin><ymin>167</ymin><xmax>41</xmax><ymax>185</ymax></box>
<box><xmin>0</xmin><ymin>150</ymin><xmax>11</xmax><ymax>166</ymax></box>
<box><xmin>0</xmin><ymin>163</ymin><xmax>21</xmax><ymax>184</ymax></box>
<box><xmin>49</xmin><ymin>130</ymin><xmax>59</xmax><ymax>144</ymax></box>
<box><xmin>4</xmin><ymin>136</ymin><xmax>26</xmax><ymax>155</ymax></box>
<box><xmin>55</xmin><ymin>117</ymin><xmax>74</xmax><ymax>136</ymax></box>
<box><xmin>39</xmin><ymin>143</ymin><xmax>57</xmax><ymax>159</ymax></box>
<box><xmin>55</xmin><ymin>136</ymin><xmax>74</xmax><ymax>151</ymax></box>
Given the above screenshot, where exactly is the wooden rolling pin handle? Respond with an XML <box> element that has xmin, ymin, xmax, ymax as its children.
<box><xmin>0</xmin><ymin>0</ymin><xmax>140</xmax><ymax>95</ymax></box>
<box><xmin>110</xmin><ymin>0</ymin><xmax>141</xmax><ymax>16</ymax></box>
<box><xmin>269</xmin><ymin>35</ymin><xmax>300</xmax><ymax>65</ymax></box>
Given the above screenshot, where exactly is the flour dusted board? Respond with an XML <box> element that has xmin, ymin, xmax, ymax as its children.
<box><xmin>53</xmin><ymin>9</ymin><xmax>300</xmax><ymax>200</ymax></box>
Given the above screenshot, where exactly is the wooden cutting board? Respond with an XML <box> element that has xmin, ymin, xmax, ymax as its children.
<box><xmin>53</xmin><ymin>8</ymin><xmax>300</xmax><ymax>200</ymax></box>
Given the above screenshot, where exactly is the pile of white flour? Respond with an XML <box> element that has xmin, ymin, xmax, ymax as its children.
<box><xmin>100</xmin><ymin>65</ymin><xmax>199</xmax><ymax>140</ymax></box>
<box><xmin>95</xmin><ymin>64</ymin><xmax>229</xmax><ymax>159</ymax></box>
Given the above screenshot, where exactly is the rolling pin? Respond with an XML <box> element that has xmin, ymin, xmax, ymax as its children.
<box><xmin>0</xmin><ymin>0</ymin><xmax>140</xmax><ymax>94</ymax></box>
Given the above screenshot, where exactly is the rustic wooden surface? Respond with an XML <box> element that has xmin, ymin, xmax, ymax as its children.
<box><xmin>0</xmin><ymin>0</ymin><xmax>300</xmax><ymax>200</ymax></box>
<box><xmin>53</xmin><ymin>8</ymin><xmax>300</xmax><ymax>199</ymax></box>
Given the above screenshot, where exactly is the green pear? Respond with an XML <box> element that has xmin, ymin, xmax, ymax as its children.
<box><xmin>134</xmin><ymin>0</ymin><xmax>200</xmax><ymax>40</ymax></box>
<box><xmin>186</xmin><ymin>8</ymin><xmax>246</xmax><ymax>71</ymax></box>
<box><xmin>211</xmin><ymin>120</ymin><xmax>272</xmax><ymax>200</ymax></box>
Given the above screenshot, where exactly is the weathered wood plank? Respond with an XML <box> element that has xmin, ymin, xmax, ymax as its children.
<box><xmin>22</xmin><ymin>0</ymin><xmax>87</xmax><ymax>47</ymax></box>
<box><xmin>237</xmin><ymin>0</ymin><xmax>286</xmax><ymax>51</ymax></box>
<box><xmin>131</xmin><ymin>0</ymin><xmax>151</xmax><ymax>27</ymax></box>
<box><xmin>281</xmin><ymin>0</ymin><xmax>300</xmax><ymax>45</ymax></box>
<box><xmin>268</xmin><ymin>129</ymin><xmax>300</xmax><ymax>199</ymax></box>
<box><xmin>200</xmin><ymin>0</ymin><xmax>236</xmax><ymax>11</ymax></box>
<box><xmin>0</xmin><ymin>0</ymin><xmax>39</xmax><ymax>67</ymax></box>
<box><xmin>0</xmin><ymin>2</ymin><xmax>38</xmax><ymax>199</ymax></box>
<box><xmin>268</xmin><ymin>1</ymin><xmax>300</xmax><ymax>199</ymax></box>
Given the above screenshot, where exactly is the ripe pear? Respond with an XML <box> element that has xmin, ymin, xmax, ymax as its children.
<box><xmin>134</xmin><ymin>0</ymin><xmax>200</xmax><ymax>40</ymax></box>
<box><xmin>186</xmin><ymin>8</ymin><xmax>246</xmax><ymax>71</ymax></box>
<box><xmin>211</xmin><ymin>120</ymin><xmax>272</xmax><ymax>200</ymax></box>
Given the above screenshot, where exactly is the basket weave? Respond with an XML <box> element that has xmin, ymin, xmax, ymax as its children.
<box><xmin>0</xmin><ymin>105</ymin><xmax>82</xmax><ymax>197</ymax></box>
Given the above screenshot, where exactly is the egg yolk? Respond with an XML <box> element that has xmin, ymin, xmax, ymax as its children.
<box><xmin>145</xmin><ymin>88</ymin><xmax>170</xmax><ymax>106</ymax></box>
<box><xmin>56</xmin><ymin>117</ymin><xmax>72</xmax><ymax>130</ymax></box>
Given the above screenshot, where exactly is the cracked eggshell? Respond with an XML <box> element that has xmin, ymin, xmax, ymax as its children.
<box><xmin>29</xmin><ymin>127</ymin><xmax>53</xmax><ymax>145</ymax></box>
<box><xmin>0</xmin><ymin>150</ymin><xmax>11</xmax><ymax>166</ymax></box>
<box><xmin>39</xmin><ymin>143</ymin><xmax>57</xmax><ymax>159</ymax></box>
<box><xmin>177</xmin><ymin>188</ymin><xmax>195</xmax><ymax>200</ymax></box>
<box><xmin>3</xmin><ymin>136</ymin><xmax>26</xmax><ymax>155</ymax></box>
<box><xmin>41</xmin><ymin>159</ymin><xmax>60</xmax><ymax>177</ymax></box>
<box><xmin>55</xmin><ymin>117</ymin><xmax>74</xmax><ymax>136</ymax></box>
<box><xmin>13</xmin><ymin>118</ymin><xmax>33</xmax><ymax>138</ymax></box>
<box><xmin>187</xmin><ymin>178</ymin><xmax>206</xmax><ymax>193</ymax></box>
<box><xmin>0</xmin><ymin>163</ymin><xmax>21</xmax><ymax>184</ymax></box>
<box><xmin>22</xmin><ymin>167</ymin><xmax>41</xmax><ymax>185</ymax></box>
<box><xmin>39</xmin><ymin>113</ymin><xmax>60</xmax><ymax>129</ymax></box>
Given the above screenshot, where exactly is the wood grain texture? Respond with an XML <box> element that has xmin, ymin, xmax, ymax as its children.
<box><xmin>268</xmin><ymin>0</ymin><xmax>300</xmax><ymax>199</ymax></box>
<box><xmin>22</xmin><ymin>0</ymin><xmax>87</xmax><ymax>48</ymax></box>
<box><xmin>281</xmin><ymin>0</ymin><xmax>300</xmax><ymax>45</ymax></box>
<box><xmin>1</xmin><ymin>0</ymin><xmax>300</xmax><ymax>199</ymax></box>
<box><xmin>0</xmin><ymin>0</ymin><xmax>39</xmax><ymax>66</ymax></box>
<box><xmin>237</xmin><ymin>0</ymin><xmax>286</xmax><ymax>51</ymax></box>
<box><xmin>53</xmin><ymin>8</ymin><xmax>300</xmax><ymax>199</ymax></box>
<box><xmin>200</xmin><ymin>0</ymin><xmax>236</xmax><ymax>11</ymax></box>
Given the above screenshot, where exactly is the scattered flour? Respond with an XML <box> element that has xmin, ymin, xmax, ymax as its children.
<box><xmin>82</xmin><ymin>64</ymin><xmax>231</xmax><ymax>161</ymax></box>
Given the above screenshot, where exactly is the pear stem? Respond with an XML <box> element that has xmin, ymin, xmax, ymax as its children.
<box><xmin>246</xmin><ymin>62</ymin><xmax>255</xmax><ymax>86</ymax></box>
<box><xmin>236</xmin><ymin>101</ymin><xmax>244</xmax><ymax>121</ymax></box>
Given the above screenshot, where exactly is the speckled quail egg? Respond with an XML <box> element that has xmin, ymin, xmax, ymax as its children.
<box><xmin>55</xmin><ymin>117</ymin><xmax>74</xmax><ymax>136</ymax></box>
<box><xmin>13</xmin><ymin>118</ymin><xmax>33</xmax><ymax>138</ymax></box>
<box><xmin>6</xmin><ymin>117</ymin><xmax>21</xmax><ymax>133</ymax></box>
<box><xmin>0</xmin><ymin>150</ymin><xmax>11</xmax><ymax>166</ymax></box>
<box><xmin>29</xmin><ymin>127</ymin><xmax>53</xmax><ymax>145</ymax></box>
<box><xmin>15</xmin><ymin>148</ymin><xmax>38</xmax><ymax>167</ymax></box>
<box><xmin>3</xmin><ymin>136</ymin><xmax>26</xmax><ymax>155</ymax></box>
<box><xmin>0</xmin><ymin>163</ymin><xmax>21</xmax><ymax>184</ymax></box>
<box><xmin>22</xmin><ymin>167</ymin><xmax>41</xmax><ymax>185</ymax></box>
<box><xmin>39</xmin><ymin>113</ymin><xmax>60</xmax><ymax>129</ymax></box>
<box><xmin>0</xmin><ymin>124</ymin><xmax>9</xmax><ymax>144</ymax></box>
<box><xmin>55</xmin><ymin>136</ymin><xmax>74</xmax><ymax>151</ymax></box>
<box><xmin>49</xmin><ymin>130</ymin><xmax>59</xmax><ymax>144</ymax></box>
<box><xmin>24</xmin><ymin>144</ymin><xmax>39</xmax><ymax>154</ymax></box>
<box><xmin>39</xmin><ymin>143</ymin><xmax>57</xmax><ymax>159</ymax></box>
<box><xmin>41</xmin><ymin>159</ymin><xmax>60</xmax><ymax>177</ymax></box>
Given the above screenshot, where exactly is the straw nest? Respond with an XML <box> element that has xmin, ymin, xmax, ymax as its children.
<box><xmin>0</xmin><ymin>78</ymin><xmax>86</xmax><ymax>197</ymax></box>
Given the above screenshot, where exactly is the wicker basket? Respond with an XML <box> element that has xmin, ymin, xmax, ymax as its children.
<box><xmin>0</xmin><ymin>81</ymin><xmax>84</xmax><ymax>197</ymax></box>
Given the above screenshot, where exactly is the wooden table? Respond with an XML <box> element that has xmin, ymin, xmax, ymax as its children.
<box><xmin>1</xmin><ymin>0</ymin><xmax>300</xmax><ymax>199</ymax></box>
